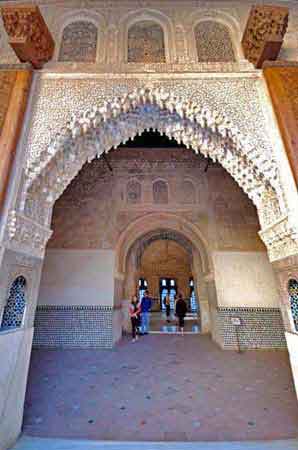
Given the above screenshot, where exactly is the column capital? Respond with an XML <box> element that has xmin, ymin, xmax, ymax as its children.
<box><xmin>259</xmin><ymin>215</ymin><xmax>298</xmax><ymax>262</ymax></box>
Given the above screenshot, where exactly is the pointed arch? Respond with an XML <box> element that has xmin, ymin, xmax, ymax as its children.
<box><xmin>22</xmin><ymin>87</ymin><xmax>280</xmax><ymax>231</ymax></box>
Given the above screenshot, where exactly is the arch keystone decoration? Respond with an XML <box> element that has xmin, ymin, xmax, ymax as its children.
<box><xmin>22</xmin><ymin>86</ymin><xmax>280</xmax><ymax>228</ymax></box>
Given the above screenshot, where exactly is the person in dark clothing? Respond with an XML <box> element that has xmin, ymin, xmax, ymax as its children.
<box><xmin>129</xmin><ymin>295</ymin><xmax>141</xmax><ymax>342</ymax></box>
<box><xmin>175</xmin><ymin>294</ymin><xmax>187</xmax><ymax>335</ymax></box>
<box><xmin>164</xmin><ymin>293</ymin><xmax>171</xmax><ymax>323</ymax></box>
<box><xmin>140</xmin><ymin>290</ymin><xmax>152</xmax><ymax>334</ymax></box>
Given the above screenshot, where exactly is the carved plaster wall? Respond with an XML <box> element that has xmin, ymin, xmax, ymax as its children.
<box><xmin>1</xmin><ymin>1</ymin><xmax>298</xmax><ymax>67</ymax></box>
<box><xmin>47</xmin><ymin>147</ymin><xmax>263</xmax><ymax>253</ymax></box>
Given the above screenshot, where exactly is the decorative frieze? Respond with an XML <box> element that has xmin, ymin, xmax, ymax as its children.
<box><xmin>1</xmin><ymin>5</ymin><xmax>55</xmax><ymax>68</ymax></box>
<box><xmin>242</xmin><ymin>5</ymin><xmax>289</xmax><ymax>68</ymax></box>
<box><xmin>4</xmin><ymin>210</ymin><xmax>52</xmax><ymax>259</ymax></box>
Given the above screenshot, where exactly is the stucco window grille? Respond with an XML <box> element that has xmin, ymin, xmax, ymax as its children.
<box><xmin>128</xmin><ymin>21</ymin><xmax>166</xmax><ymax>63</ymax></box>
<box><xmin>1</xmin><ymin>276</ymin><xmax>26</xmax><ymax>330</ymax></box>
<box><xmin>194</xmin><ymin>21</ymin><xmax>236</xmax><ymax>62</ymax></box>
<box><xmin>59</xmin><ymin>21</ymin><xmax>98</xmax><ymax>62</ymax></box>
<box><xmin>127</xmin><ymin>180</ymin><xmax>141</xmax><ymax>203</ymax></box>
<box><xmin>288</xmin><ymin>279</ymin><xmax>298</xmax><ymax>331</ymax></box>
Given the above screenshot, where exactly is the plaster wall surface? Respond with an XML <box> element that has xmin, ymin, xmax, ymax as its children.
<box><xmin>286</xmin><ymin>332</ymin><xmax>298</xmax><ymax>399</ymax></box>
<box><xmin>38</xmin><ymin>249</ymin><xmax>115</xmax><ymax>306</ymax></box>
<box><xmin>0</xmin><ymin>327</ymin><xmax>33</xmax><ymax>450</ymax></box>
<box><xmin>213</xmin><ymin>251</ymin><xmax>279</xmax><ymax>307</ymax></box>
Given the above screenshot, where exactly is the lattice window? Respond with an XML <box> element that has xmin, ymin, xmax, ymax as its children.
<box><xmin>1</xmin><ymin>276</ymin><xmax>26</xmax><ymax>330</ymax></box>
<box><xmin>153</xmin><ymin>180</ymin><xmax>168</xmax><ymax>204</ymax></box>
<box><xmin>127</xmin><ymin>180</ymin><xmax>141</xmax><ymax>203</ymax></box>
<box><xmin>128</xmin><ymin>20</ymin><xmax>166</xmax><ymax>63</ymax></box>
<box><xmin>59</xmin><ymin>21</ymin><xmax>97</xmax><ymax>62</ymax></box>
<box><xmin>194</xmin><ymin>21</ymin><xmax>236</xmax><ymax>62</ymax></box>
<box><xmin>288</xmin><ymin>279</ymin><xmax>298</xmax><ymax>332</ymax></box>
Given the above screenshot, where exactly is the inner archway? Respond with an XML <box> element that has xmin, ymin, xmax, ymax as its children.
<box><xmin>122</xmin><ymin>227</ymin><xmax>203</xmax><ymax>334</ymax></box>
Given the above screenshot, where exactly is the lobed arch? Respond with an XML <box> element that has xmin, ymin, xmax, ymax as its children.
<box><xmin>188</xmin><ymin>9</ymin><xmax>244</xmax><ymax>62</ymax></box>
<box><xmin>52</xmin><ymin>9</ymin><xmax>107</xmax><ymax>64</ymax></box>
<box><xmin>118</xmin><ymin>9</ymin><xmax>176</xmax><ymax>63</ymax></box>
<box><xmin>22</xmin><ymin>87</ymin><xmax>281</xmax><ymax>232</ymax></box>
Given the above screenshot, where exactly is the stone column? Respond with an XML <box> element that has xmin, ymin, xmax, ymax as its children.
<box><xmin>204</xmin><ymin>275</ymin><xmax>221</xmax><ymax>345</ymax></box>
<box><xmin>196</xmin><ymin>278</ymin><xmax>211</xmax><ymax>334</ymax></box>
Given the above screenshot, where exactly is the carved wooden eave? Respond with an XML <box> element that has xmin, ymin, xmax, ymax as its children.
<box><xmin>242</xmin><ymin>4</ymin><xmax>289</xmax><ymax>69</ymax></box>
<box><xmin>1</xmin><ymin>4</ymin><xmax>55</xmax><ymax>69</ymax></box>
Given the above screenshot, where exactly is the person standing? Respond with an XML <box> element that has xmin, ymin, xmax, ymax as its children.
<box><xmin>129</xmin><ymin>295</ymin><xmax>141</xmax><ymax>342</ymax></box>
<box><xmin>140</xmin><ymin>290</ymin><xmax>152</xmax><ymax>335</ymax></box>
<box><xmin>164</xmin><ymin>293</ymin><xmax>171</xmax><ymax>323</ymax></box>
<box><xmin>175</xmin><ymin>293</ymin><xmax>187</xmax><ymax>336</ymax></box>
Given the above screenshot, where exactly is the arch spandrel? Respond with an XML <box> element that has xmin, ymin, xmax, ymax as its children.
<box><xmin>22</xmin><ymin>87</ymin><xmax>280</xmax><ymax>217</ymax></box>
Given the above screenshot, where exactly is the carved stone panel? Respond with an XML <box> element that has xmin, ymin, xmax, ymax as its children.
<box><xmin>195</xmin><ymin>21</ymin><xmax>235</xmax><ymax>62</ymax></box>
<box><xmin>1</xmin><ymin>5</ymin><xmax>55</xmax><ymax>68</ymax></box>
<box><xmin>127</xmin><ymin>21</ymin><xmax>166</xmax><ymax>63</ymax></box>
<box><xmin>59</xmin><ymin>21</ymin><xmax>97</xmax><ymax>63</ymax></box>
<box><xmin>242</xmin><ymin>5</ymin><xmax>289</xmax><ymax>68</ymax></box>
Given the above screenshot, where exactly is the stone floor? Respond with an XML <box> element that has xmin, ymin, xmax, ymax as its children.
<box><xmin>150</xmin><ymin>312</ymin><xmax>200</xmax><ymax>333</ymax></box>
<box><xmin>13</xmin><ymin>436</ymin><xmax>298</xmax><ymax>450</ymax></box>
<box><xmin>23</xmin><ymin>335</ymin><xmax>298</xmax><ymax>442</ymax></box>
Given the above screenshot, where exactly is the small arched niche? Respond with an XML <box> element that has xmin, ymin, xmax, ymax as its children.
<box><xmin>127</xmin><ymin>20</ymin><xmax>166</xmax><ymax>63</ymax></box>
<box><xmin>179</xmin><ymin>180</ymin><xmax>196</xmax><ymax>204</ymax></box>
<box><xmin>59</xmin><ymin>21</ymin><xmax>98</xmax><ymax>62</ymax></box>
<box><xmin>127</xmin><ymin>180</ymin><xmax>142</xmax><ymax>204</ymax></box>
<box><xmin>288</xmin><ymin>279</ymin><xmax>298</xmax><ymax>332</ymax></box>
<box><xmin>194</xmin><ymin>20</ymin><xmax>236</xmax><ymax>62</ymax></box>
<box><xmin>153</xmin><ymin>180</ymin><xmax>168</xmax><ymax>204</ymax></box>
<box><xmin>1</xmin><ymin>276</ymin><xmax>27</xmax><ymax>330</ymax></box>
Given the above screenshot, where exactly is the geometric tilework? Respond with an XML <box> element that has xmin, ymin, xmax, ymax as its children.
<box><xmin>128</xmin><ymin>21</ymin><xmax>166</xmax><ymax>63</ymax></box>
<box><xmin>0</xmin><ymin>276</ymin><xmax>26</xmax><ymax>330</ymax></box>
<box><xmin>33</xmin><ymin>305</ymin><xmax>114</xmax><ymax>348</ymax></box>
<box><xmin>194</xmin><ymin>21</ymin><xmax>236</xmax><ymax>62</ymax></box>
<box><xmin>288</xmin><ymin>279</ymin><xmax>298</xmax><ymax>332</ymax></box>
<box><xmin>58</xmin><ymin>21</ymin><xmax>97</xmax><ymax>62</ymax></box>
<box><xmin>214</xmin><ymin>307</ymin><xmax>286</xmax><ymax>350</ymax></box>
